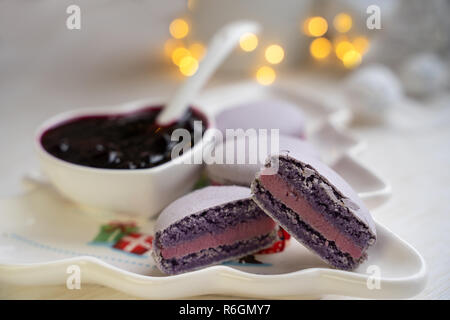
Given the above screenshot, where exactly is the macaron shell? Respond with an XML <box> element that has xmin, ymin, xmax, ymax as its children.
<box><xmin>155</xmin><ymin>185</ymin><xmax>252</xmax><ymax>232</ymax></box>
<box><xmin>206</xmin><ymin>134</ymin><xmax>319</xmax><ymax>186</ymax></box>
<box><xmin>215</xmin><ymin>99</ymin><xmax>306</xmax><ymax>138</ymax></box>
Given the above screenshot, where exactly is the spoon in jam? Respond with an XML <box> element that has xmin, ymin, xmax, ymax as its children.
<box><xmin>156</xmin><ymin>20</ymin><xmax>261</xmax><ymax>126</ymax></box>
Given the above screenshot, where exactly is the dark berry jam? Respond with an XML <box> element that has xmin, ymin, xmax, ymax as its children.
<box><xmin>40</xmin><ymin>106</ymin><xmax>207</xmax><ymax>169</ymax></box>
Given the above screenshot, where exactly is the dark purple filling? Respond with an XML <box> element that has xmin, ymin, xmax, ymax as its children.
<box><xmin>155</xmin><ymin>199</ymin><xmax>268</xmax><ymax>248</ymax></box>
<box><xmin>40</xmin><ymin>107</ymin><xmax>207</xmax><ymax>169</ymax></box>
<box><xmin>275</xmin><ymin>158</ymin><xmax>375</xmax><ymax>249</ymax></box>
<box><xmin>153</xmin><ymin>231</ymin><xmax>277</xmax><ymax>274</ymax></box>
<box><xmin>252</xmin><ymin>182</ymin><xmax>364</xmax><ymax>270</ymax></box>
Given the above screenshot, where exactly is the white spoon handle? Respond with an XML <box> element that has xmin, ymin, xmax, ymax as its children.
<box><xmin>157</xmin><ymin>20</ymin><xmax>261</xmax><ymax>125</ymax></box>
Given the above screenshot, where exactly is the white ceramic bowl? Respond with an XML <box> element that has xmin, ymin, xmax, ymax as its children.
<box><xmin>35</xmin><ymin>98</ymin><xmax>215</xmax><ymax>218</ymax></box>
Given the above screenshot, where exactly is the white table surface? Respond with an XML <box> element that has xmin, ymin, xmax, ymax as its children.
<box><xmin>0</xmin><ymin>69</ymin><xmax>449</xmax><ymax>299</ymax></box>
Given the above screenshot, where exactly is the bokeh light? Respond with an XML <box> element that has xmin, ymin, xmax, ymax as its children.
<box><xmin>303</xmin><ymin>16</ymin><xmax>328</xmax><ymax>37</ymax></box>
<box><xmin>309</xmin><ymin>37</ymin><xmax>332</xmax><ymax>60</ymax></box>
<box><xmin>342</xmin><ymin>50</ymin><xmax>362</xmax><ymax>68</ymax></box>
<box><xmin>239</xmin><ymin>33</ymin><xmax>258</xmax><ymax>52</ymax></box>
<box><xmin>169</xmin><ymin>19</ymin><xmax>189</xmax><ymax>39</ymax></box>
<box><xmin>265</xmin><ymin>44</ymin><xmax>285</xmax><ymax>64</ymax></box>
<box><xmin>333</xmin><ymin>13</ymin><xmax>353</xmax><ymax>33</ymax></box>
<box><xmin>179</xmin><ymin>56</ymin><xmax>199</xmax><ymax>76</ymax></box>
<box><xmin>353</xmin><ymin>36</ymin><xmax>370</xmax><ymax>55</ymax></box>
<box><xmin>256</xmin><ymin>66</ymin><xmax>276</xmax><ymax>85</ymax></box>
<box><xmin>335</xmin><ymin>40</ymin><xmax>354</xmax><ymax>60</ymax></box>
<box><xmin>189</xmin><ymin>42</ymin><xmax>206</xmax><ymax>60</ymax></box>
<box><xmin>171</xmin><ymin>47</ymin><xmax>191</xmax><ymax>65</ymax></box>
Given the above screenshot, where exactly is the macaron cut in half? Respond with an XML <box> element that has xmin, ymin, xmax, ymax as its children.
<box><xmin>153</xmin><ymin>186</ymin><xmax>278</xmax><ymax>275</ymax></box>
<box><xmin>251</xmin><ymin>152</ymin><xmax>376</xmax><ymax>270</ymax></box>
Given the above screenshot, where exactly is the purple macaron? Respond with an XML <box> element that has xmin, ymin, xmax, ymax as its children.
<box><xmin>206</xmin><ymin>134</ymin><xmax>319</xmax><ymax>187</ymax></box>
<box><xmin>215</xmin><ymin>99</ymin><xmax>307</xmax><ymax>139</ymax></box>
<box><xmin>153</xmin><ymin>186</ymin><xmax>278</xmax><ymax>275</ymax></box>
<box><xmin>251</xmin><ymin>151</ymin><xmax>376</xmax><ymax>271</ymax></box>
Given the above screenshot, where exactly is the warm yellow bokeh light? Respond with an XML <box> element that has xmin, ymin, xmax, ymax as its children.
<box><xmin>256</xmin><ymin>66</ymin><xmax>276</xmax><ymax>86</ymax></box>
<box><xmin>342</xmin><ymin>50</ymin><xmax>362</xmax><ymax>68</ymax></box>
<box><xmin>179</xmin><ymin>56</ymin><xmax>199</xmax><ymax>76</ymax></box>
<box><xmin>353</xmin><ymin>36</ymin><xmax>370</xmax><ymax>55</ymax></box>
<box><xmin>169</xmin><ymin>19</ymin><xmax>189</xmax><ymax>39</ymax></box>
<box><xmin>239</xmin><ymin>33</ymin><xmax>258</xmax><ymax>52</ymax></box>
<box><xmin>333</xmin><ymin>13</ymin><xmax>353</xmax><ymax>33</ymax></box>
<box><xmin>335</xmin><ymin>41</ymin><xmax>354</xmax><ymax>60</ymax></box>
<box><xmin>171</xmin><ymin>47</ymin><xmax>191</xmax><ymax>66</ymax></box>
<box><xmin>309</xmin><ymin>37</ymin><xmax>332</xmax><ymax>59</ymax></box>
<box><xmin>189</xmin><ymin>42</ymin><xmax>206</xmax><ymax>60</ymax></box>
<box><xmin>304</xmin><ymin>16</ymin><xmax>328</xmax><ymax>37</ymax></box>
<box><xmin>265</xmin><ymin>44</ymin><xmax>285</xmax><ymax>64</ymax></box>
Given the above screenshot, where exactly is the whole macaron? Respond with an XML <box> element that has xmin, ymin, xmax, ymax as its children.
<box><xmin>206</xmin><ymin>134</ymin><xmax>319</xmax><ymax>187</ymax></box>
<box><xmin>215</xmin><ymin>99</ymin><xmax>307</xmax><ymax>138</ymax></box>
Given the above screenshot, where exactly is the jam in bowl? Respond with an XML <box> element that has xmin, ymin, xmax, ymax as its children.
<box><xmin>35</xmin><ymin>99</ymin><xmax>214</xmax><ymax>218</ymax></box>
<box><xmin>40</xmin><ymin>106</ymin><xmax>207</xmax><ymax>170</ymax></box>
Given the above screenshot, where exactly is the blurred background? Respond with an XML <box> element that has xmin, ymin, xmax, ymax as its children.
<box><xmin>0</xmin><ymin>0</ymin><xmax>449</xmax><ymax>299</ymax></box>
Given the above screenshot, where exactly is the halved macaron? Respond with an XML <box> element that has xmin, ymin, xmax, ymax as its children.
<box><xmin>251</xmin><ymin>152</ymin><xmax>376</xmax><ymax>270</ymax></box>
<box><xmin>153</xmin><ymin>186</ymin><xmax>278</xmax><ymax>274</ymax></box>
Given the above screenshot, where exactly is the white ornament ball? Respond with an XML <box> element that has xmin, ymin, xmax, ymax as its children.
<box><xmin>399</xmin><ymin>53</ymin><xmax>447</xmax><ymax>98</ymax></box>
<box><xmin>343</xmin><ymin>64</ymin><xmax>403</xmax><ymax>123</ymax></box>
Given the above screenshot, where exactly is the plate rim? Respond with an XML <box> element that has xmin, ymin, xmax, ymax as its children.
<box><xmin>0</xmin><ymin>222</ymin><xmax>427</xmax><ymax>299</ymax></box>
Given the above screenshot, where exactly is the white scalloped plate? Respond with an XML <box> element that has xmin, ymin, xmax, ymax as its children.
<box><xmin>0</xmin><ymin>82</ymin><xmax>426</xmax><ymax>299</ymax></box>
